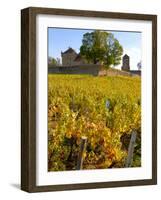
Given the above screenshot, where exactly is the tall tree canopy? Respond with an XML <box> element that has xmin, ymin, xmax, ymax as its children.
<box><xmin>80</xmin><ymin>30</ymin><xmax>123</xmax><ymax>67</ymax></box>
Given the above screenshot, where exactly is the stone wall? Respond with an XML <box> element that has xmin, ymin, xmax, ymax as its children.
<box><xmin>130</xmin><ymin>70</ymin><xmax>141</xmax><ymax>76</ymax></box>
<box><xmin>48</xmin><ymin>65</ymin><xmax>141</xmax><ymax>77</ymax></box>
<box><xmin>48</xmin><ymin>64</ymin><xmax>101</xmax><ymax>76</ymax></box>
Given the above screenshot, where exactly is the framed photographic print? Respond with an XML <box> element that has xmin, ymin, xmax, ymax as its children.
<box><xmin>21</xmin><ymin>7</ymin><xmax>157</xmax><ymax>192</ymax></box>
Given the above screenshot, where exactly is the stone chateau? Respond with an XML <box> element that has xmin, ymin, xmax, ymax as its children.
<box><xmin>61</xmin><ymin>47</ymin><xmax>87</xmax><ymax>66</ymax></box>
<box><xmin>49</xmin><ymin>47</ymin><xmax>141</xmax><ymax>76</ymax></box>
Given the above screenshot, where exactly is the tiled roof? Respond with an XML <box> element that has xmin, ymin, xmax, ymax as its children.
<box><xmin>62</xmin><ymin>47</ymin><xmax>76</xmax><ymax>54</ymax></box>
<box><xmin>123</xmin><ymin>54</ymin><xmax>129</xmax><ymax>58</ymax></box>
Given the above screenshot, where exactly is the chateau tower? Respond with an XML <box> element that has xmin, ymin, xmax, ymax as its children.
<box><xmin>121</xmin><ymin>54</ymin><xmax>130</xmax><ymax>71</ymax></box>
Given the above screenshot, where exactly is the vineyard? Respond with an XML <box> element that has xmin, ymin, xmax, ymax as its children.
<box><xmin>48</xmin><ymin>74</ymin><xmax>141</xmax><ymax>171</ymax></box>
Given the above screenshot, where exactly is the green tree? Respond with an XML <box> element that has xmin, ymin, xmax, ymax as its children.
<box><xmin>80</xmin><ymin>30</ymin><xmax>123</xmax><ymax>67</ymax></box>
<box><xmin>51</xmin><ymin>58</ymin><xmax>57</xmax><ymax>66</ymax></box>
<box><xmin>104</xmin><ymin>33</ymin><xmax>123</xmax><ymax>67</ymax></box>
<box><xmin>48</xmin><ymin>57</ymin><xmax>61</xmax><ymax>66</ymax></box>
<box><xmin>80</xmin><ymin>31</ymin><xmax>108</xmax><ymax>64</ymax></box>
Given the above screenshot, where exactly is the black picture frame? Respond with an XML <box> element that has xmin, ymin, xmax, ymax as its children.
<box><xmin>21</xmin><ymin>7</ymin><xmax>157</xmax><ymax>193</ymax></box>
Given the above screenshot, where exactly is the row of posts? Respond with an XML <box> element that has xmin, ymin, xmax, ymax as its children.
<box><xmin>76</xmin><ymin>130</ymin><xmax>137</xmax><ymax>170</ymax></box>
<box><xmin>73</xmin><ymin>99</ymin><xmax>137</xmax><ymax>170</ymax></box>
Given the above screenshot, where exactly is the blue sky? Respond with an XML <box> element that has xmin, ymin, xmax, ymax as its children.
<box><xmin>48</xmin><ymin>28</ymin><xmax>141</xmax><ymax>70</ymax></box>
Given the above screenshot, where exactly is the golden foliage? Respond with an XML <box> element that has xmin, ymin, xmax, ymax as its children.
<box><xmin>48</xmin><ymin>74</ymin><xmax>141</xmax><ymax>171</ymax></box>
